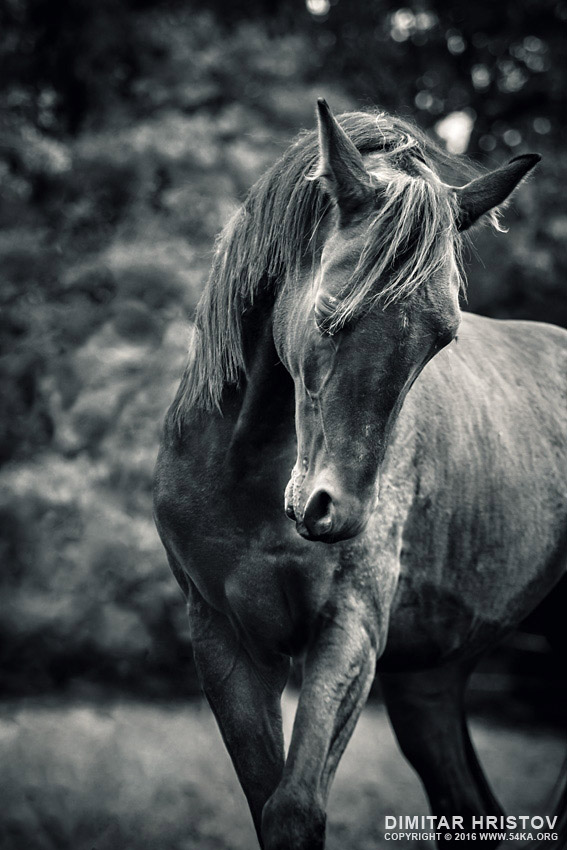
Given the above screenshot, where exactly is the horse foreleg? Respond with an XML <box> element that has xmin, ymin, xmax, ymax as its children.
<box><xmin>262</xmin><ymin>601</ymin><xmax>378</xmax><ymax>850</ymax></box>
<box><xmin>381</xmin><ymin>664</ymin><xmax>503</xmax><ymax>846</ymax></box>
<box><xmin>187</xmin><ymin>581</ymin><xmax>289</xmax><ymax>848</ymax></box>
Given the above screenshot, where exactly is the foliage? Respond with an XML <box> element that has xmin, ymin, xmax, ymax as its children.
<box><xmin>302</xmin><ymin>0</ymin><xmax>566</xmax><ymax>151</ymax></box>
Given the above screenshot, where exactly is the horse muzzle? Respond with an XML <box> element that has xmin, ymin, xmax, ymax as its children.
<box><xmin>284</xmin><ymin>474</ymin><xmax>370</xmax><ymax>543</ymax></box>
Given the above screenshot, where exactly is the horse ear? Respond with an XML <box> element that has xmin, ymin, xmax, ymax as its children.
<box><xmin>454</xmin><ymin>154</ymin><xmax>541</xmax><ymax>232</ymax></box>
<box><xmin>309</xmin><ymin>98</ymin><xmax>374</xmax><ymax>216</ymax></box>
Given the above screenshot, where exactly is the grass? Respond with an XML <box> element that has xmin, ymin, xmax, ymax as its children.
<box><xmin>0</xmin><ymin>692</ymin><xmax>563</xmax><ymax>850</ymax></box>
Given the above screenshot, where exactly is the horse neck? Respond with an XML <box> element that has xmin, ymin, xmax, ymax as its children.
<box><xmin>224</xmin><ymin>307</ymin><xmax>295</xmax><ymax>478</ymax></box>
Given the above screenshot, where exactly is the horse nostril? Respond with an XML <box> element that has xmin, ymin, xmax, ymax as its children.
<box><xmin>285</xmin><ymin>502</ymin><xmax>296</xmax><ymax>521</ymax></box>
<box><xmin>284</xmin><ymin>478</ymin><xmax>297</xmax><ymax>521</ymax></box>
<box><xmin>303</xmin><ymin>488</ymin><xmax>335</xmax><ymax>537</ymax></box>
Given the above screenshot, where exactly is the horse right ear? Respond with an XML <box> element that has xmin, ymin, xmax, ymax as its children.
<box><xmin>308</xmin><ymin>98</ymin><xmax>375</xmax><ymax>218</ymax></box>
<box><xmin>453</xmin><ymin>154</ymin><xmax>541</xmax><ymax>231</ymax></box>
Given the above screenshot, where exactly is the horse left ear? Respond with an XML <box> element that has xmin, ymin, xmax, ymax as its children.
<box><xmin>309</xmin><ymin>98</ymin><xmax>375</xmax><ymax>217</ymax></box>
<box><xmin>454</xmin><ymin>154</ymin><xmax>541</xmax><ymax>231</ymax></box>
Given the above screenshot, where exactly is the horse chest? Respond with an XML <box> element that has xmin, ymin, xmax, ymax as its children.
<box><xmin>183</xmin><ymin>504</ymin><xmax>386</xmax><ymax>654</ymax></box>
<box><xmin>220</xmin><ymin>528</ymin><xmax>344</xmax><ymax>652</ymax></box>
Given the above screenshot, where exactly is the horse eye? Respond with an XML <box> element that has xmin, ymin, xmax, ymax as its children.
<box><xmin>314</xmin><ymin>310</ymin><xmax>332</xmax><ymax>335</ymax></box>
<box><xmin>314</xmin><ymin>292</ymin><xmax>338</xmax><ymax>334</ymax></box>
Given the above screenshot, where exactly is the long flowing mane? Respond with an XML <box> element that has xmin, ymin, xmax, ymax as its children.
<box><xmin>173</xmin><ymin>109</ymin><xmax>492</xmax><ymax>420</ymax></box>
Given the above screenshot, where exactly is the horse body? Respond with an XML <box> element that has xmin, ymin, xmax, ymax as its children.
<box><xmin>156</xmin><ymin>312</ymin><xmax>566</xmax><ymax>662</ymax></box>
<box><xmin>381</xmin><ymin>313</ymin><xmax>567</xmax><ymax>668</ymax></box>
<box><xmin>154</xmin><ymin>101</ymin><xmax>567</xmax><ymax>849</ymax></box>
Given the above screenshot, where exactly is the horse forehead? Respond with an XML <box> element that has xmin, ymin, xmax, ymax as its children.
<box><xmin>321</xmin><ymin>229</ymin><xmax>366</xmax><ymax>270</ymax></box>
<box><xmin>364</xmin><ymin>149</ymin><xmax>441</xmax><ymax>183</ymax></box>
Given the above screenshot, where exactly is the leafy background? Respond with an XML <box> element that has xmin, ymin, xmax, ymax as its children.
<box><xmin>0</xmin><ymin>2</ymin><xmax>566</xmax><ymax>847</ymax></box>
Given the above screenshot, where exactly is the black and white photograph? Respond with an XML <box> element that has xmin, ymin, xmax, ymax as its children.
<box><xmin>1</xmin><ymin>2</ymin><xmax>566</xmax><ymax>848</ymax></box>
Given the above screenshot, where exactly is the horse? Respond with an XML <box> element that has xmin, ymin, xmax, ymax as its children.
<box><xmin>153</xmin><ymin>99</ymin><xmax>567</xmax><ymax>850</ymax></box>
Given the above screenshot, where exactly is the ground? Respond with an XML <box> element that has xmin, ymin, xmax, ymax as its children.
<box><xmin>0</xmin><ymin>692</ymin><xmax>563</xmax><ymax>850</ymax></box>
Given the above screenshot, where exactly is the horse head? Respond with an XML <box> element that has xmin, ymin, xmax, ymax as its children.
<box><xmin>274</xmin><ymin>99</ymin><xmax>539</xmax><ymax>543</ymax></box>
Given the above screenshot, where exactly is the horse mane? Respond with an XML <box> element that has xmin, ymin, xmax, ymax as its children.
<box><xmin>173</xmin><ymin>109</ymin><xmax>494</xmax><ymax>420</ymax></box>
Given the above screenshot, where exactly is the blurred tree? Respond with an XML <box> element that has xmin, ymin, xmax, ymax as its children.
<box><xmin>2</xmin><ymin>0</ymin><xmax>565</xmax><ymax>156</ymax></box>
<box><xmin>291</xmin><ymin>0</ymin><xmax>566</xmax><ymax>158</ymax></box>
<box><xmin>1</xmin><ymin>0</ymin><xmax>155</xmax><ymax>134</ymax></box>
